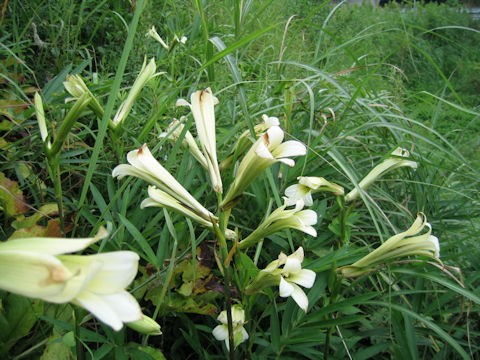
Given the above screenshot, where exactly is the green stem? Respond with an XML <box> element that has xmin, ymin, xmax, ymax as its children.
<box><xmin>110</xmin><ymin>129</ymin><xmax>124</xmax><ymax>162</ymax></box>
<box><xmin>216</xmin><ymin>193</ymin><xmax>235</xmax><ymax>358</ymax></box>
<box><xmin>225</xmin><ymin>266</ymin><xmax>235</xmax><ymax>360</ymax></box>
<box><xmin>49</xmin><ymin>93</ymin><xmax>91</xmax><ymax>157</ymax></box>
<box><xmin>48</xmin><ymin>155</ymin><xmax>65</xmax><ymax>236</ymax></box>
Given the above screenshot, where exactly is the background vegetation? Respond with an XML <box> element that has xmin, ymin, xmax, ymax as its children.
<box><xmin>0</xmin><ymin>0</ymin><xmax>479</xmax><ymax>358</ymax></box>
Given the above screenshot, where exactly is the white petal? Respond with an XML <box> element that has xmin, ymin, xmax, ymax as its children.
<box><xmin>279</xmin><ymin>277</ymin><xmax>294</xmax><ymax>297</ymax></box>
<box><xmin>241</xmin><ymin>327</ymin><xmax>249</xmax><ymax>341</ymax></box>
<box><xmin>296</xmin><ymin>210</ymin><xmax>318</xmax><ymax>226</ymax></box>
<box><xmin>297</xmin><ymin>224</ymin><xmax>317</xmax><ymax>237</ymax></box>
<box><xmin>175</xmin><ymin>98</ymin><xmax>191</xmax><ymax>107</ymax></box>
<box><xmin>265</xmin><ymin>126</ymin><xmax>284</xmax><ymax>149</ymax></box>
<box><xmin>304</xmin><ymin>192</ymin><xmax>313</xmax><ymax>207</ymax></box>
<box><xmin>290</xmin><ymin>283</ymin><xmax>309</xmax><ymax>312</ymax></box>
<box><xmin>289</xmin><ymin>247</ymin><xmax>304</xmax><ymax>263</ymax></box>
<box><xmin>45</xmin><ymin>258</ymin><xmax>104</xmax><ymax>303</ymax></box>
<box><xmin>231</xmin><ymin>305</ymin><xmax>245</xmax><ymax>324</ymax></box>
<box><xmin>289</xmin><ymin>269</ymin><xmax>316</xmax><ymax>289</ymax></box>
<box><xmin>283</xmin><ymin>257</ymin><xmax>302</xmax><ymax>274</ymax></box>
<box><xmin>262</xmin><ymin>114</ymin><xmax>280</xmax><ymax>127</ymax></box>
<box><xmin>0</xmin><ymin>227</ymin><xmax>108</xmax><ymax>255</ymax></box>
<box><xmin>285</xmin><ymin>184</ymin><xmax>303</xmax><ymax>201</ymax></box>
<box><xmin>430</xmin><ymin>235</ymin><xmax>440</xmax><ymax>258</ymax></box>
<box><xmin>272</xmin><ymin>140</ymin><xmax>307</xmax><ymax>158</ymax></box>
<box><xmin>255</xmin><ymin>139</ymin><xmax>274</xmax><ymax>160</ymax></box>
<box><xmin>0</xmin><ymin>251</ymin><xmax>70</xmax><ymax>299</ymax></box>
<box><xmin>74</xmin><ymin>291</ymin><xmax>142</xmax><ymax>331</ymax></box>
<box><xmin>70</xmin><ymin>252</ymin><xmax>139</xmax><ymax>293</ymax></box>
<box><xmin>217</xmin><ymin>310</ymin><xmax>228</xmax><ymax>324</ymax></box>
<box><xmin>277</xmin><ymin>158</ymin><xmax>295</xmax><ymax>167</ymax></box>
<box><xmin>212</xmin><ymin>324</ymin><xmax>228</xmax><ymax>341</ymax></box>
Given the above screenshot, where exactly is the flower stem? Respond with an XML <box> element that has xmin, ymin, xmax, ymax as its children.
<box><xmin>47</xmin><ymin>154</ymin><xmax>66</xmax><ymax>236</ymax></box>
<box><xmin>216</xmin><ymin>192</ymin><xmax>235</xmax><ymax>358</ymax></box>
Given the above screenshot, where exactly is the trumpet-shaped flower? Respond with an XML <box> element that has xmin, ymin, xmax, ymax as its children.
<box><xmin>221</xmin><ymin>125</ymin><xmax>306</xmax><ymax>209</ymax></box>
<box><xmin>145</xmin><ymin>26</ymin><xmax>169</xmax><ymax>50</ymax></box>
<box><xmin>112</xmin><ymin>58</ymin><xmax>162</xmax><ymax>127</ymax></box>
<box><xmin>63</xmin><ymin>74</ymin><xmax>104</xmax><ymax>118</ymax></box>
<box><xmin>238</xmin><ymin>199</ymin><xmax>317</xmax><ymax>250</ymax></box>
<box><xmin>176</xmin><ymin>88</ymin><xmax>222</xmax><ymax>193</ymax></box>
<box><xmin>246</xmin><ymin>247</ymin><xmax>316</xmax><ymax>312</ymax></box>
<box><xmin>220</xmin><ymin>114</ymin><xmax>280</xmax><ymax>171</ymax></box>
<box><xmin>146</xmin><ymin>26</ymin><xmax>187</xmax><ymax>50</ymax></box>
<box><xmin>0</xmin><ymin>228</ymin><xmax>142</xmax><ymax>331</ymax></box>
<box><xmin>345</xmin><ymin>147</ymin><xmax>418</xmax><ymax>202</ymax></box>
<box><xmin>285</xmin><ymin>176</ymin><xmax>344</xmax><ymax>207</ymax></box>
<box><xmin>141</xmin><ymin>186</ymin><xmax>214</xmax><ymax>228</ymax></box>
<box><xmin>212</xmin><ymin>305</ymin><xmax>249</xmax><ymax>350</ymax></box>
<box><xmin>340</xmin><ymin>213</ymin><xmax>440</xmax><ymax>278</ymax></box>
<box><xmin>159</xmin><ymin>118</ymin><xmax>208</xmax><ymax>169</ymax></box>
<box><xmin>112</xmin><ymin>144</ymin><xmax>215</xmax><ymax>221</ymax></box>
<box><xmin>141</xmin><ymin>186</ymin><xmax>235</xmax><ymax>239</ymax></box>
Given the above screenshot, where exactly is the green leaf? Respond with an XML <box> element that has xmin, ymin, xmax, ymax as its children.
<box><xmin>117</xmin><ymin>213</ymin><xmax>158</xmax><ymax>267</ymax></box>
<box><xmin>364</xmin><ymin>301</ymin><xmax>470</xmax><ymax>360</ymax></box>
<box><xmin>0</xmin><ymin>294</ymin><xmax>41</xmax><ymax>347</ymax></box>
<box><xmin>392</xmin><ymin>268</ymin><xmax>480</xmax><ymax>305</ymax></box>
<box><xmin>199</xmin><ymin>23</ymin><xmax>278</xmax><ymax>72</ymax></box>
<box><xmin>0</xmin><ymin>172</ymin><xmax>27</xmax><ymax>217</ymax></box>
<box><xmin>40</xmin><ymin>328</ymin><xmax>73</xmax><ymax>360</ymax></box>
<box><xmin>126</xmin><ymin>343</ymin><xmax>166</xmax><ymax>360</ymax></box>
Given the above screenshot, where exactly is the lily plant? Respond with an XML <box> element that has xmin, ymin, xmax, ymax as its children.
<box><xmin>238</xmin><ymin>199</ymin><xmax>317</xmax><ymax>250</ymax></box>
<box><xmin>340</xmin><ymin>213</ymin><xmax>440</xmax><ymax>278</ymax></box>
<box><xmin>221</xmin><ymin>125</ymin><xmax>306</xmax><ymax>209</ymax></box>
<box><xmin>159</xmin><ymin>117</ymin><xmax>209</xmax><ymax>169</ymax></box>
<box><xmin>345</xmin><ymin>147</ymin><xmax>418</xmax><ymax>202</ymax></box>
<box><xmin>246</xmin><ymin>247</ymin><xmax>316</xmax><ymax>312</ymax></box>
<box><xmin>285</xmin><ymin>176</ymin><xmax>344</xmax><ymax>207</ymax></box>
<box><xmin>112</xmin><ymin>144</ymin><xmax>215</xmax><ymax>222</ymax></box>
<box><xmin>0</xmin><ymin>228</ymin><xmax>143</xmax><ymax>331</ymax></box>
<box><xmin>176</xmin><ymin>88</ymin><xmax>223</xmax><ymax>193</ymax></box>
<box><xmin>212</xmin><ymin>304</ymin><xmax>249</xmax><ymax>350</ymax></box>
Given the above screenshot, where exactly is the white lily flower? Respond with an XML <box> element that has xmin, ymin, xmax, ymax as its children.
<box><xmin>159</xmin><ymin>118</ymin><xmax>208</xmax><ymax>169</ymax></box>
<box><xmin>112</xmin><ymin>58</ymin><xmax>161</xmax><ymax>127</ymax></box>
<box><xmin>238</xmin><ymin>199</ymin><xmax>317</xmax><ymax>250</ymax></box>
<box><xmin>141</xmin><ymin>186</ymin><xmax>214</xmax><ymax>228</ymax></box>
<box><xmin>285</xmin><ymin>176</ymin><xmax>344</xmax><ymax>207</ymax></box>
<box><xmin>345</xmin><ymin>147</ymin><xmax>418</xmax><ymax>202</ymax></box>
<box><xmin>180</xmin><ymin>35</ymin><xmax>188</xmax><ymax>44</ymax></box>
<box><xmin>176</xmin><ymin>88</ymin><xmax>223</xmax><ymax>193</ymax></box>
<box><xmin>340</xmin><ymin>213</ymin><xmax>441</xmax><ymax>278</ymax></box>
<box><xmin>212</xmin><ymin>305</ymin><xmax>249</xmax><ymax>350</ymax></box>
<box><xmin>112</xmin><ymin>144</ymin><xmax>214</xmax><ymax>221</ymax></box>
<box><xmin>141</xmin><ymin>186</ymin><xmax>235</xmax><ymax>240</ymax></box>
<box><xmin>221</xmin><ymin>125</ymin><xmax>306</xmax><ymax>209</ymax></box>
<box><xmin>246</xmin><ymin>247</ymin><xmax>316</xmax><ymax>312</ymax></box>
<box><xmin>278</xmin><ymin>247</ymin><xmax>316</xmax><ymax>312</ymax></box>
<box><xmin>0</xmin><ymin>228</ymin><xmax>142</xmax><ymax>331</ymax></box>
<box><xmin>145</xmin><ymin>26</ymin><xmax>169</xmax><ymax>50</ymax></box>
<box><xmin>220</xmin><ymin>114</ymin><xmax>280</xmax><ymax>171</ymax></box>
<box><xmin>63</xmin><ymin>74</ymin><xmax>104</xmax><ymax>118</ymax></box>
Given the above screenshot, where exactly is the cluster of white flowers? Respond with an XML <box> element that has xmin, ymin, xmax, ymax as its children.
<box><xmin>29</xmin><ymin>73</ymin><xmax>441</xmax><ymax>353</ymax></box>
